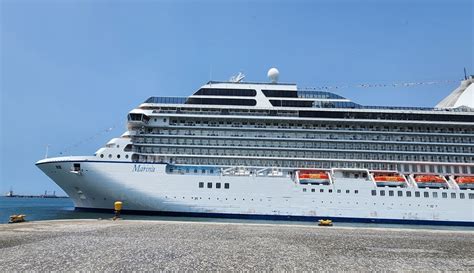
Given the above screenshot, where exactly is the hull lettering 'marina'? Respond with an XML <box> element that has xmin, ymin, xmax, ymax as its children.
<box><xmin>132</xmin><ymin>164</ymin><xmax>155</xmax><ymax>172</ymax></box>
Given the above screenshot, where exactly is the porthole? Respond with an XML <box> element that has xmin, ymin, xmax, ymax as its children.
<box><xmin>117</xmin><ymin>154</ymin><xmax>121</xmax><ymax>159</ymax></box>
<box><xmin>125</xmin><ymin>154</ymin><xmax>129</xmax><ymax>159</ymax></box>
<box><xmin>108</xmin><ymin>154</ymin><xmax>112</xmax><ymax>158</ymax></box>
<box><xmin>100</xmin><ymin>154</ymin><xmax>104</xmax><ymax>158</ymax></box>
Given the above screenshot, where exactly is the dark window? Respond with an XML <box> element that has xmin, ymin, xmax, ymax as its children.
<box><xmin>337</xmin><ymin>189</ymin><xmax>341</xmax><ymax>193</ymax></box>
<box><xmin>469</xmin><ymin>193</ymin><xmax>474</xmax><ymax>199</ymax></box>
<box><xmin>389</xmin><ymin>190</ymin><xmax>394</xmax><ymax>196</ymax></box>
<box><xmin>328</xmin><ymin>189</ymin><xmax>333</xmax><ymax>193</ymax></box>
<box><xmin>216</xmin><ymin>183</ymin><xmax>221</xmax><ymax>189</ymax></box>
<box><xmin>207</xmin><ymin>182</ymin><xmax>212</xmax><ymax>189</ymax></box>
<box><xmin>460</xmin><ymin>193</ymin><xmax>465</xmax><ymax>199</ymax></box>
<box><xmin>442</xmin><ymin>192</ymin><xmax>447</xmax><ymax>198</ymax></box>
<box><xmin>320</xmin><ymin>189</ymin><xmax>324</xmax><ymax>193</ymax></box>
<box><xmin>346</xmin><ymin>190</ymin><xmax>350</xmax><ymax>194</ymax></box>
<box><xmin>355</xmin><ymin>190</ymin><xmax>358</xmax><ymax>194</ymax></box>
<box><xmin>433</xmin><ymin>192</ymin><xmax>438</xmax><ymax>198</ymax></box>
<box><xmin>262</xmin><ymin>90</ymin><xmax>298</xmax><ymax>98</ymax></box>
<box><xmin>303</xmin><ymin>188</ymin><xmax>307</xmax><ymax>192</ymax></box>
<box><xmin>194</xmin><ymin>88</ymin><xmax>256</xmax><ymax>97</ymax></box>
<box><xmin>224</xmin><ymin>183</ymin><xmax>229</xmax><ymax>189</ymax></box>
<box><xmin>371</xmin><ymin>190</ymin><xmax>376</xmax><ymax>196</ymax></box>
<box><xmin>398</xmin><ymin>191</ymin><xmax>403</xmax><ymax>197</ymax></box>
<box><xmin>424</xmin><ymin>192</ymin><xmax>429</xmax><ymax>198</ymax></box>
<box><xmin>406</xmin><ymin>191</ymin><xmax>412</xmax><ymax>197</ymax></box>
<box><xmin>451</xmin><ymin>193</ymin><xmax>456</xmax><ymax>199</ymax></box>
<box><xmin>55</xmin><ymin>165</ymin><xmax>62</xmax><ymax>169</ymax></box>
<box><xmin>199</xmin><ymin>182</ymin><xmax>204</xmax><ymax>188</ymax></box>
<box><xmin>380</xmin><ymin>190</ymin><xmax>385</xmax><ymax>196</ymax></box>
<box><xmin>73</xmin><ymin>163</ymin><xmax>80</xmax><ymax>171</ymax></box>
<box><xmin>415</xmin><ymin>192</ymin><xmax>420</xmax><ymax>197</ymax></box>
<box><xmin>311</xmin><ymin>189</ymin><xmax>315</xmax><ymax>192</ymax></box>
<box><xmin>186</xmin><ymin>98</ymin><xmax>257</xmax><ymax>106</ymax></box>
<box><xmin>269</xmin><ymin>100</ymin><xmax>314</xmax><ymax>107</ymax></box>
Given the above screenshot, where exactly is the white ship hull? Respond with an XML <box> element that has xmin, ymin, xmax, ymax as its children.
<box><xmin>36</xmin><ymin>157</ymin><xmax>474</xmax><ymax>226</ymax></box>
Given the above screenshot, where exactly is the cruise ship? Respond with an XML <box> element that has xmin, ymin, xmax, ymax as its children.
<box><xmin>36</xmin><ymin>69</ymin><xmax>474</xmax><ymax>225</ymax></box>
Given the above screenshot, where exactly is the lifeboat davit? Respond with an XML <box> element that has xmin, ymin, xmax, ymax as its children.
<box><xmin>298</xmin><ymin>170</ymin><xmax>330</xmax><ymax>185</ymax></box>
<box><xmin>372</xmin><ymin>173</ymin><xmax>406</xmax><ymax>187</ymax></box>
<box><xmin>455</xmin><ymin>176</ymin><xmax>474</xmax><ymax>189</ymax></box>
<box><xmin>414</xmin><ymin>175</ymin><xmax>447</xmax><ymax>188</ymax></box>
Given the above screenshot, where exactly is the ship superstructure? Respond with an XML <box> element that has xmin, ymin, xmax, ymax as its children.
<box><xmin>36</xmin><ymin>70</ymin><xmax>474</xmax><ymax>225</ymax></box>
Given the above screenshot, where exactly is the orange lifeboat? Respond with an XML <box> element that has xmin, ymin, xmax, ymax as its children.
<box><xmin>456</xmin><ymin>176</ymin><xmax>474</xmax><ymax>183</ymax></box>
<box><xmin>456</xmin><ymin>176</ymin><xmax>474</xmax><ymax>189</ymax></box>
<box><xmin>298</xmin><ymin>170</ymin><xmax>330</xmax><ymax>185</ymax></box>
<box><xmin>414</xmin><ymin>175</ymin><xmax>445</xmax><ymax>183</ymax></box>
<box><xmin>414</xmin><ymin>175</ymin><xmax>447</xmax><ymax>188</ymax></box>
<box><xmin>372</xmin><ymin>173</ymin><xmax>405</xmax><ymax>187</ymax></box>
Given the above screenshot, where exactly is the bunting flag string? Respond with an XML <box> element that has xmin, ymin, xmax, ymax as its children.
<box><xmin>302</xmin><ymin>79</ymin><xmax>459</xmax><ymax>91</ymax></box>
<box><xmin>58</xmin><ymin>119</ymin><xmax>124</xmax><ymax>156</ymax></box>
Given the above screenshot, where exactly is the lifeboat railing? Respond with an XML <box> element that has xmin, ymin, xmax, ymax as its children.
<box><xmin>368</xmin><ymin>173</ymin><xmax>378</xmax><ymax>187</ymax></box>
<box><xmin>406</xmin><ymin>174</ymin><xmax>419</xmax><ymax>189</ymax></box>
<box><xmin>446</xmin><ymin>176</ymin><xmax>460</xmax><ymax>190</ymax></box>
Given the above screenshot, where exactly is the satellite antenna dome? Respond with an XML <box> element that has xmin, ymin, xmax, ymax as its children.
<box><xmin>267</xmin><ymin>68</ymin><xmax>279</xmax><ymax>83</ymax></box>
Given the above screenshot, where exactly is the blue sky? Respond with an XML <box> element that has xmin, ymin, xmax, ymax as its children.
<box><xmin>1</xmin><ymin>0</ymin><xmax>473</xmax><ymax>195</ymax></box>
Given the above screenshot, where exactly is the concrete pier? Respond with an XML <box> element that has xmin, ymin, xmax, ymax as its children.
<box><xmin>0</xmin><ymin>220</ymin><xmax>473</xmax><ymax>271</ymax></box>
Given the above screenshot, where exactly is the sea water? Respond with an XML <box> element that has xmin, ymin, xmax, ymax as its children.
<box><xmin>1</xmin><ymin>197</ymin><xmax>472</xmax><ymax>230</ymax></box>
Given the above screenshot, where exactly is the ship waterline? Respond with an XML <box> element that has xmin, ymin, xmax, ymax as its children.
<box><xmin>36</xmin><ymin>71</ymin><xmax>474</xmax><ymax>225</ymax></box>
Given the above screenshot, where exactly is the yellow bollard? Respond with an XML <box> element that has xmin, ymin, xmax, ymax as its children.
<box><xmin>113</xmin><ymin>201</ymin><xmax>123</xmax><ymax>220</ymax></box>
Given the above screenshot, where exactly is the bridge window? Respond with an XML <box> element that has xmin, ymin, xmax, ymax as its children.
<box><xmin>207</xmin><ymin>182</ymin><xmax>212</xmax><ymax>189</ymax></box>
<box><xmin>216</xmin><ymin>183</ymin><xmax>221</xmax><ymax>189</ymax></box>
<box><xmin>199</xmin><ymin>182</ymin><xmax>204</xmax><ymax>188</ymax></box>
<box><xmin>224</xmin><ymin>183</ymin><xmax>230</xmax><ymax>189</ymax></box>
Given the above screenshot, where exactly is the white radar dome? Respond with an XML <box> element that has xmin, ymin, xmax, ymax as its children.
<box><xmin>267</xmin><ymin>68</ymin><xmax>279</xmax><ymax>83</ymax></box>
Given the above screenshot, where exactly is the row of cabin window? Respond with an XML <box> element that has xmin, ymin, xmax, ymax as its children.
<box><xmin>303</xmin><ymin>188</ymin><xmax>359</xmax><ymax>194</ymax></box>
<box><xmin>136</xmin><ymin>136</ymin><xmax>473</xmax><ymax>154</ymax></box>
<box><xmin>372</xmin><ymin>190</ymin><xmax>473</xmax><ymax>199</ymax></box>
<box><xmin>143</xmin><ymin>126</ymin><xmax>473</xmax><ymax>144</ymax></box>
<box><xmin>198</xmin><ymin>182</ymin><xmax>230</xmax><ymax>189</ymax></box>
<box><xmin>166</xmin><ymin>118</ymin><xmax>472</xmax><ymax>134</ymax></box>
<box><xmin>155</xmin><ymin>156</ymin><xmax>473</xmax><ymax>175</ymax></box>
<box><xmin>138</xmin><ymin>146</ymin><xmax>473</xmax><ymax>164</ymax></box>
<box><xmin>170</xmin><ymin>168</ymin><xmax>215</xmax><ymax>174</ymax></box>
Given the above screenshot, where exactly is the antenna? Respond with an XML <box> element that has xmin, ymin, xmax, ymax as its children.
<box><xmin>230</xmin><ymin>72</ymin><xmax>245</xmax><ymax>83</ymax></box>
<box><xmin>209</xmin><ymin>64</ymin><xmax>213</xmax><ymax>82</ymax></box>
<box><xmin>45</xmin><ymin>144</ymin><xmax>50</xmax><ymax>159</ymax></box>
<box><xmin>464</xmin><ymin>67</ymin><xmax>468</xmax><ymax>80</ymax></box>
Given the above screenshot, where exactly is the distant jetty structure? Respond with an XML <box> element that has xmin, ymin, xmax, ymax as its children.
<box><xmin>3</xmin><ymin>189</ymin><xmax>68</xmax><ymax>198</ymax></box>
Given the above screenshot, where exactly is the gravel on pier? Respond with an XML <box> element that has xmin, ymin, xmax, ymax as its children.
<box><xmin>0</xmin><ymin>219</ymin><xmax>473</xmax><ymax>271</ymax></box>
